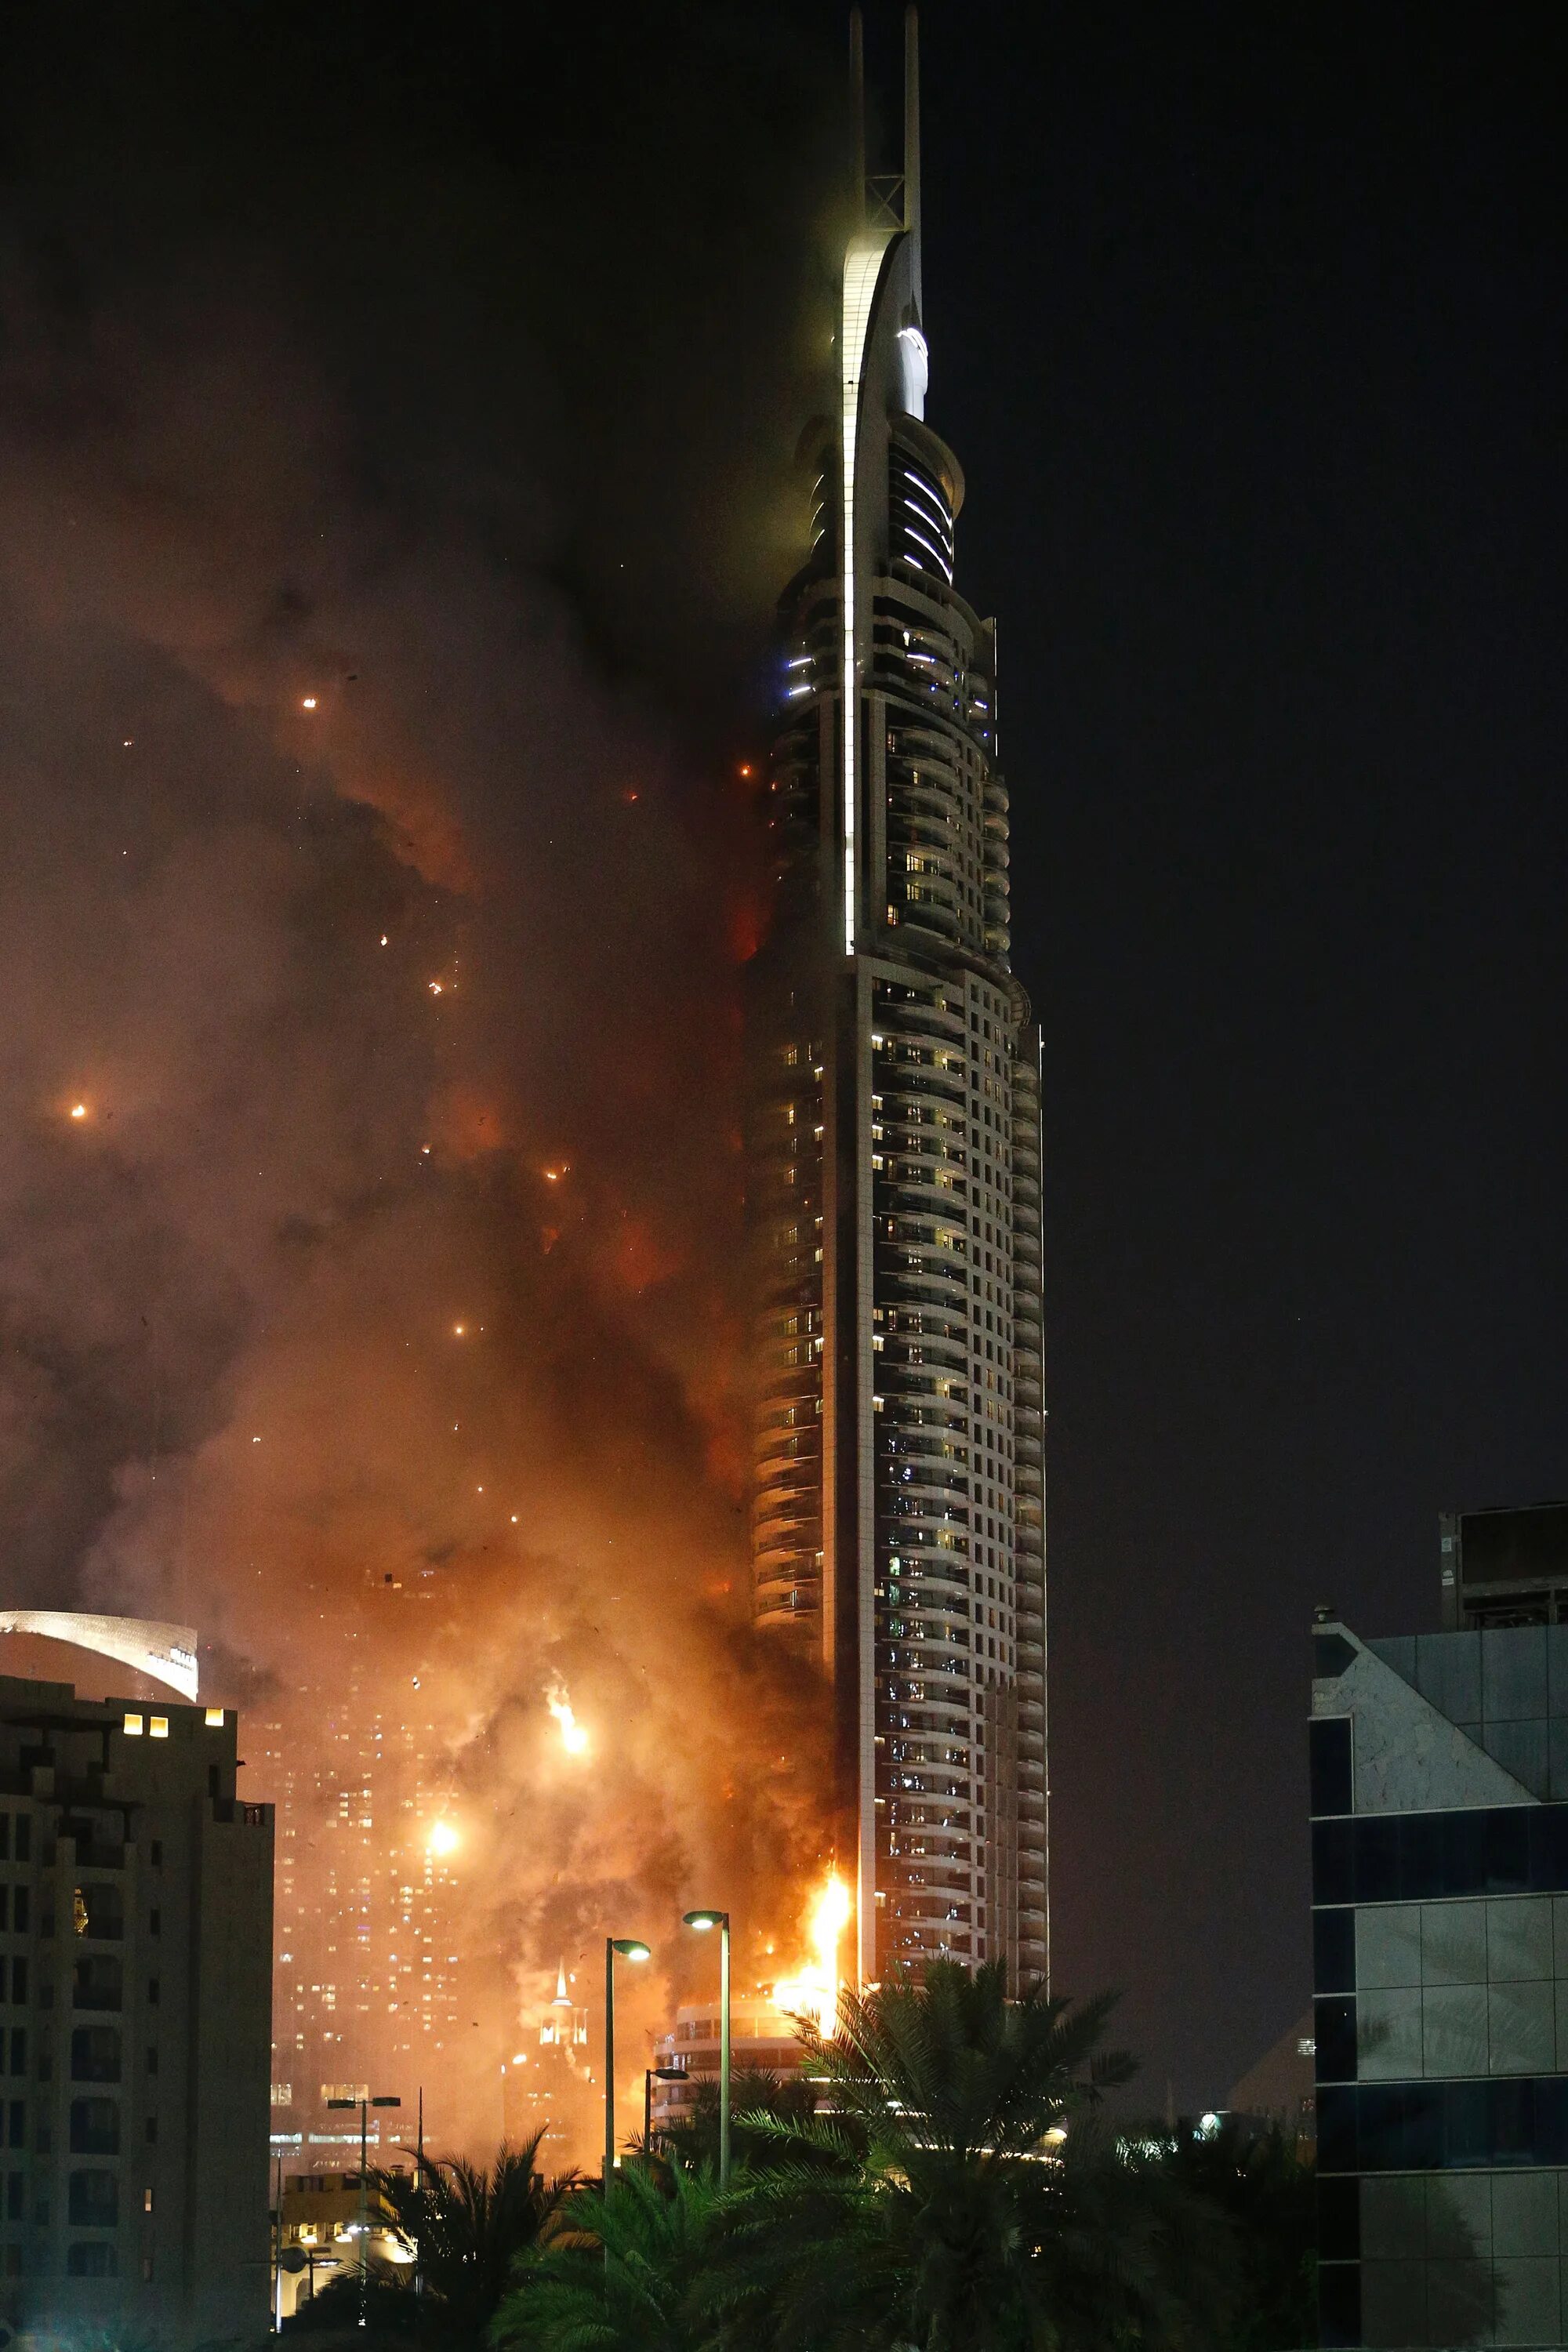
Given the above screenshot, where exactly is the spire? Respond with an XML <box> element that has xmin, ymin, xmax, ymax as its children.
<box><xmin>850</xmin><ymin>7</ymin><xmax>866</xmax><ymax>227</ymax></box>
<box><xmin>551</xmin><ymin>1959</ymin><xmax>572</xmax><ymax>2008</ymax></box>
<box><xmin>903</xmin><ymin>5</ymin><xmax>922</xmax><ymax>318</ymax></box>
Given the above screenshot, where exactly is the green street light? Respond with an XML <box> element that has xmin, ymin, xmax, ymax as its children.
<box><xmin>604</xmin><ymin>1937</ymin><xmax>652</xmax><ymax>2185</ymax></box>
<box><xmin>683</xmin><ymin>1908</ymin><xmax>731</xmax><ymax>2187</ymax></box>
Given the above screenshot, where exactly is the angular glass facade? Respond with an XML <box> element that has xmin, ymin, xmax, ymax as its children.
<box><xmin>749</xmin><ymin>35</ymin><xmax>1047</xmax><ymax>1990</ymax></box>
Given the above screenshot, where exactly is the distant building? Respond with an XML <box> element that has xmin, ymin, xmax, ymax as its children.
<box><xmin>1441</xmin><ymin>1499</ymin><xmax>1568</xmax><ymax>1631</ymax></box>
<box><xmin>276</xmin><ymin>2164</ymin><xmax>413</xmax><ymax>2321</ymax></box>
<box><xmin>0</xmin><ymin>1670</ymin><xmax>274</xmax><ymax>2343</ymax></box>
<box><xmin>1312</xmin><ymin>1512</ymin><xmax>1568</xmax><ymax>2350</ymax></box>
<box><xmin>1225</xmin><ymin>2009</ymin><xmax>1316</xmax><ymax>2151</ymax></box>
<box><xmin>649</xmin><ymin>1996</ymin><xmax>812</xmax><ymax>2136</ymax></box>
<box><xmin>503</xmin><ymin>1961</ymin><xmax>594</xmax><ymax>2168</ymax></box>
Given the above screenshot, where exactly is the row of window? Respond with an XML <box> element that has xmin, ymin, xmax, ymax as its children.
<box><xmin>1312</xmin><ymin>1806</ymin><xmax>1568</xmax><ymax>1906</ymax></box>
<box><xmin>0</xmin><ymin>1886</ymin><xmax>31</xmax><ymax>1933</ymax></box>
<box><xmin>1318</xmin><ymin>2077</ymin><xmax>1568</xmax><ymax>2173</ymax></box>
<box><xmin>0</xmin><ymin>1818</ymin><xmax>32</xmax><ymax>1864</ymax></box>
<box><xmin>0</xmin><ymin>2242</ymin><xmax>149</xmax><ymax>2279</ymax></box>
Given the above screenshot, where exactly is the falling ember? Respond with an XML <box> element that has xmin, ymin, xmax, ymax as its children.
<box><xmin>546</xmin><ymin>1681</ymin><xmax>590</xmax><ymax>1757</ymax></box>
<box><xmin>69</xmin><ymin>1103</ymin><xmax>87</xmax><ymax>1120</ymax></box>
<box><xmin>301</xmin><ymin>695</ymin><xmax>318</xmax><ymax>710</ymax></box>
<box><xmin>426</xmin><ymin>1819</ymin><xmax>460</xmax><ymax>1858</ymax></box>
<box><xmin>428</xmin><ymin>981</ymin><xmax>444</xmax><ymax>994</ymax></box>
<box><xmin>772</xmin><ymin>1872</ymin><xmax>851</xmax><ymax>2029</ymax></box>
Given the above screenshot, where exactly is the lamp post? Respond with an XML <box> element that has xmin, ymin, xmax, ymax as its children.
<box><xmin>326</xmin><ymin>2091</ymin><xmax>401</xmax><ymax>2328</ymax></box>
<box><xmin>683</xmin><ymin>1908</ymin><xmax>731</xmax><ymax>2187</ymax></box>
<box><xmin>644</xmin><ymin>2063</ymin><xmax>688</xmax><ymax>2147</ymax></box>
<box><xmin>603</xmin><ymin>1936</ymin><xmax>651</xmax><ymax>2186</ymax></box>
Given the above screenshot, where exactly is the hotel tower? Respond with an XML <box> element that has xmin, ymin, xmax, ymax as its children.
<box><xmin>750</xmin><ymin>9</ymin><xmax>1047</xmax><ymax>1988</ymax></box>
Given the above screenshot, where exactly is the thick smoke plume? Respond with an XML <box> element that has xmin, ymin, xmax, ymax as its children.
<box><xmin>0</xmin><ymin>2</ymin><xmax>848</xmax><ymax>2152</ymax></box>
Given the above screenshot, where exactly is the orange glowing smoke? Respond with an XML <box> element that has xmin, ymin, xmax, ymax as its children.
<box><xmin>772</xmin><ymin>1871</ymin><xmax>851</xmax><ymax>2029</ymax></box>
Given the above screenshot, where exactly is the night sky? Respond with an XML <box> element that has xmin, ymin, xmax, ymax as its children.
<box><xmin>2</xmin><ymin>0</ymin><xmax>1563</xmax><ymax>2114</ymax></box>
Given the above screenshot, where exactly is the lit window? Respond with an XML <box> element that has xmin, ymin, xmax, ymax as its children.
<box><xmin>122</xmin><ymin>1713</ymin><xmax>144</xmax><ymax>1737</ymax></box>
<box><xmin>149</xmin><ymin>1717</ymin><xmax>169</xmax><ymax>1740</ymax></box>
<box><xmin>205</xmin><ymin>1707</ymin><xmax>224</xmax><ymax>1727</ymax></box>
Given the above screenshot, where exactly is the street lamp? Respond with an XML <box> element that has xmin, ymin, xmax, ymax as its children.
<box><xmin>644</xmin><ymin>2063</ymin><xmax>688</xmax><ymax>2147</ymax></box>
<box><xmin>683</xmin><ymin>1908</ymin><xmax>731</xmax><ymax>2187</ymax></box>
<box><xmin>326</xmin><ymin>2092</ymin><xmax>401</xmax><ymax>2329</ymax></box>
<box><xmin>604</xmin><ymin>1936</ymin><xmax>651</xmax><ymax>2186</ymax></box>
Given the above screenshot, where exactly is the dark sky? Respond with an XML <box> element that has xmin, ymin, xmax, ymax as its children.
<box><xmin>2</xmin><ymin>0</ymin><xmax>1563</xmax><ymax>2113</ymax></box>
<box><xmin>899</xmin><ymin>0</ymin><xmax>1566</xmax><ymax>2100</ymax></box>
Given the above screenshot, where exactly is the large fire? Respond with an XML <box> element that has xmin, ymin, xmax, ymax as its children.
<box><xmin>546</xmin><ymin>1679</ymin><xmax>590</xmax><ymax>1756</ymax></box>
<box><xmin>771</xmin><ymin>1871</ymin><xmax>851</xmax><ymax>2030</ymax></box>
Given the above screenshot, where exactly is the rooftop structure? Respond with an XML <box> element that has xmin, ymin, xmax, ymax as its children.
<box><xmin>749</xmin><ymin>5</ymin><xmax>1046</xmax><ymax>1987</ymax></box>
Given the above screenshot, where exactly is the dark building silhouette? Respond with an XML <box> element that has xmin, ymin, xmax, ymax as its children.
<box><xmin>0</xmin><ymin>1671</ymin><xmax>273</xmax><ymax>2342</ymax></box>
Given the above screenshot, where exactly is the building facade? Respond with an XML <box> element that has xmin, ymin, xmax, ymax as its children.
<box><xmin>749</xmin><ymin>13</ymin><xmax>1047</xmax><ymax>1989</ymax></box>
<box><xmin>1312</xmin><ymin>1600</ymin><xmax>1568</xmax><ymax>2348</ymax></box>
<box><xmin>649</xmin><ymin>1995</ymin><xmax>811</xmax><ymax>2137</ymax></box>
<box><xmin>0</xmin><ymin>1671</ymin><xmax>274</xmax><ymax>2342</ymax></box>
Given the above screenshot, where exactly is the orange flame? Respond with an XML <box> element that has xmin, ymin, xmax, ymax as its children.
<box><xmin>772</xmin><ymin>1871</ymin><xmax>851</xmax><ymax>2029</ymax></box>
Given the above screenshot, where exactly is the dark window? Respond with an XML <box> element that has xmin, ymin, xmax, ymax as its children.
<box><xmin>0</xmin><ymin>1886</ymin><xmax>7</xmax><ymax>1929</ymax></box>
<box><xmin>6</xmin><ymin>2171</ymin><xmax>22</xmax><ymax>2220</ymax></box>
<box><xmin>1314</xmin><ymin>1996</ymin><xmax>1357</xmax><ymax>2084</ymax></box>
<box><xmin>7</xmin><ymin>2028</ymin><xmax>24</xmax><ymax>2077</ymax></box>
<box><xmin>2</xmin><ymin>2242</ymin><xmax>20</xmax><ymax>2276</ymax></box>
<box><xmin>79</xmin><ymin>1884</ymin><xmax>122</xmax><ymax>1940</ymax></box>
<box><xmin>0</xmin><ymin>1818</ymin><xmax>8</xmax><ymax>1861</ymax></box>
<box><xmin>141</xmin><ymin>2254</ymin><xmax>154</xmax><ymax>2282</ymax></box>
<box><xmin>9</xmin><ymin>1958</ymin><xmax>26</xmax><ymax>2005</ymax></box>
<box><xmin>1313</xmin><ymin>1802</ymin><xmax>1568</xmax><ymax>1905</ymax></box>
<box><xmin>150</xmin><ymin>1840</ymin><xmax>162</xmax><ymax>1868</ymax></box>
<box><xmin>66</xmin><ymin>2240</ymin><xmax>118</xmax><ymax>2278</ymax></box>
<box><xmin>1318</xmin><ymin>2261</ymin><xmax>1362</xmax><ymax>2350</ymax></box>
<box><xmin>1317</xmin><ymin>2077</ymin><xmax>1568</xmax><ymax>2173</ymax></box>
<box><xmin>1313</xmin><ymin>1907</ymin><xmax>1356</xmax><ymax>1993</ymax></box>
<box><xmin>6</xmin><ymin>2101</ymin><xmax>22</xmax><ymax>2150</ymax></box>
<box><xmin>1318</xmin><ymin>2176</ymin><xmax>1360</xmax><ymax>2261</ymax></box>
<box><xmin>1309</xmin><ymin>1718</ymin><xmax>1353</xmax><ymax>1817</ymax></box>
<box><xmin>67</xmin><ymin>2169</ymin><xmax>118</xmax><ymax>2227</ymax></box>
<box><xmin>69</xmin><ymin>2098</ymin><xmax>119</xmax><ymax>2156</ymax></box>
<box><xmin>147</xmin><ymin>1977</ymin><xmax>159</xmax><ymax>2007</ymax></box>
<box><xmin>11</xmin><ymin>1886</ymin><xmax>26</xmax><ymax>1933</ymax></box>
<box><xmin>145</xmin><ymin>2113</ymin><xmax>158</xmax><ymax>2146</ymax></box>
<box><xmin>14</xmin><ymin>1820</ymin><xmax>28</xmax><ymax>1864</ymax></box>
<box><xmin>71</xmin><ymin>1956</ymin><xmax>122</xmax><ymax>2013</ymax></box>
<box><xmin>146</xmin><ymin>2045</ymin><xmax>158</xmax><ymax>2075</ymax></box>
<box><xmin>70</xmin><ymin>2027</ymin><xmax>121</xmax><ymax>2085</ymax></box>
<box><xmin>149</xmin><ymin>1907</ymin><xmax>160</xmax><ymax>1937</ymax></box>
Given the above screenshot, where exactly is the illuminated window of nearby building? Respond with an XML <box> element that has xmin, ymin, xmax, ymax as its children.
<box><xmin>205</xmin><ymin>1708</ymin><xmax>224</xmax><ymax>1727</ymax></box>
<box><xmin>122</xmin><ymin>1714</ymin><xmax>143</xmax><ymax>1737</ymax></box>
<box><xmin>149</xmin><ymin>1718</ymin><xmax>169</xmax><ymax>1740</ymax></box>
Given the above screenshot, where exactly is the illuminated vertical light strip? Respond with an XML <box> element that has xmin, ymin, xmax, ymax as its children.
<box><xmin>840</xmin><ymin>233</ymin><xmax>892</xmax><ymax>957</ymax></box>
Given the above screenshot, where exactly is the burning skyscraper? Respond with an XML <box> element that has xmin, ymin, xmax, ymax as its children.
<box><xmin>750</xmin><ymin>9</ymin><xmax>1047</xmax><ymax>1987</ymax></box>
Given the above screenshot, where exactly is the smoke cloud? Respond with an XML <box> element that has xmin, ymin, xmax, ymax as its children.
<box><xmin>0</xmin><ymin>1</ymin><xmax>848</xmax><ymax>2151</ymax></box>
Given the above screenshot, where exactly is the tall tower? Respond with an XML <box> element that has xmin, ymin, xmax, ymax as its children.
<box><xmin>750</xmin><ymin>7</ymin><xmax>1047</xmax><ymax>1988</ymax></box>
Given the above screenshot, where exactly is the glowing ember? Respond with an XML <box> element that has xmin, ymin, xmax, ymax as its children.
<box><xmin>546</xmin><ymin>1681</ymin><xmax>589</xmax><ymax>1756</ymax></box>
<box><xmin>772</xmin><ymin>1871</ymin><xmax>851</xmax><ymax>2028</ymax></box>
<box><xmin>69</xmin><ymin>1103</ymin><xmax>87</xmax><ymax>1120</ymax></box>
<box><xmin>301</xmin><ymin>695</ymin><xmax>318</xmax><ymax>710</ymax></box>
<box><xmin>426</xmin><ymin>1819</ymin><xmax>459</xmax><ymax>1858</ymax></box>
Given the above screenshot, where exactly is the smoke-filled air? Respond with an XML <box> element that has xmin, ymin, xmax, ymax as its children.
<box><xmin>0</xmin><ymin>5</ymin><xmax>849</xmax><ymax>2157</ymax></box>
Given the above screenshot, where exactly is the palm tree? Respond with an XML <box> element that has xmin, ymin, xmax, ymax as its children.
<box><xmin>710</xmin><ymin>1958</ymin><xmax>1231</xmax><ymax>2352</ymax></box>
<box><xmin>490</xmin><ymin>2158</ymin><xmax>723</xmax><ymax>2352</ymax></box>
<box><xmin>368</xmin><ymin>2132</ymin><xmax>572</xmax><ymax>2341</ymax></box>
